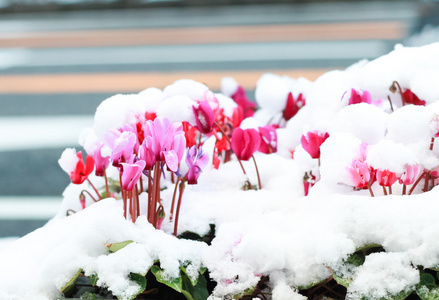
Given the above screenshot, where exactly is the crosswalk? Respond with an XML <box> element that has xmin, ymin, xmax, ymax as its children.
<box><xmin>0</xmin><ymin>1</ymin><xmax>420</xmax><ymax>236</ymax></box>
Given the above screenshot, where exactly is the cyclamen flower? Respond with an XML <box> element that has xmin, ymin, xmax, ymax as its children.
<box><xmin>346</xmin><ymin>161</ymin><xmax>371</xmax><ymax>189</ymax></box>
<box><xmin>231</xmin><ymin>128</ymin><xmax>261</xmax><ymax>161</ymax></box>
<box><xmin>193</xmin><ymin>101</ymin><xmax>215</xmax><ymax>134</ymax></box>
<box><xmin>346</xmin><ymin>88</ymin><xmax>372</xmax><ymax>105</ymax></box>
<box><xmin>430</xmin><ymin>114</ymin><xmax>439</xmax><ymax>138</ymax></box>
<box><xmin>258</xmin><ymin>125</ymin><xmax>277</xmax><ymax>154</ymax></box>
<box><xmin>231</xmin><ymin>86</ymin><xmax>257</xmax><ymax>119</ymax></box>
<box><xmin>300</xmin><ymin>131</ymin><xmax>329</xmax><ymax>159</ymax></box>
<box><xmin>376</xmin><ymin>169</ymin><xmax>398</xmax><ymax>187</ymax></box>
<box><xmin>139</xmin><ymin>137</ymin><xmax>156</xmax><ymax>171</ymax></box>
<box><xmin>92</xmin><ymin>142</ymin><xmax>110</xmax><ymax>177</ymax></box>
<box><xmin>283</xmin><ymin>92</ymin><xmax>305</xmax><ymax>121</ymax></box>
<box><xmin>143</xmin><ymin>117</ymin><xmax>186</xmax><ymax>173</ymax></box>
<box><xmin>59</xmin><ymin>149</ymin><xmax>95</xmax><ymax>184</ymax></box>
<box><xmin>185</xmin><ymin>146</ymin><xmax>209</xmax><ymax>185</ymax></box>
<box><xmin>402</xmin><ymin>89</ymin><xmax>426</xmax><ymax>106</ymax></box>
<box><xmin>121</xmin><ymin>160</ymin><xmax>146</xmax><ymax>191</ymax></box>
<box><xmin>104</xmin><ymin>129</ymin><xmax>137</xmax><ymax>167</ymax></box>
<box><xmin>399</xmin><ymin>164</ymin><xmax>421</xmax><ymax>185</ymax></box>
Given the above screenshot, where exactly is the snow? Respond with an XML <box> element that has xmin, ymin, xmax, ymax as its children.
<box><xmin>3</xmin><ymin>43</ymin><xmax>439</xmax><ymax>299</ymax></box>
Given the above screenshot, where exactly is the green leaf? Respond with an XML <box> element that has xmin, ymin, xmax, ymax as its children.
<box><xmin>333</xmin><ymin>272</ymin><xmax>352</xmax><ymax>288</ymax></box>
<box><xmin>89</xmin><ymin>274</ymin><xmax>99</xmax><ymax>286</ymax></box>
<box><xmin>232</xmin><ymin>286</ymin><xmax>256</xmax><ymax>300</ymax></box>
<box><xmin>420</xmin><ymin>273</ymin><xmax>437</xmax><ymax>290</ymax></box>
<box><xmin>105</xmin><ymin>240</ymin><xmax>133</xmax><ymax>253</ymax></box>
<box><xmin>81</xmin><ymin>291</ymin><xmax>97</xmax><ymax>300</ymax></box>
<box><xmin>127</xmin><ymin>273</ymin><xmax>147</xmax><ymax>300</ymax></box>
<box><xmin>181</xmin><ymin>271</ymin><xmax>209</xmax><ymax>300</ymax></box>
<box><xmin>417</xmin><ymin>285</ymin><xmax>439</xmax><ymax>300</ymax></box>
<box><xmin>298</xmin><ymin>276</ymin><xmax>331</xmax><ymax>290</ymax></box>
<box><xmin>151</xmin><ymin>265</ymin><xmax>182</xmax><ymax>293</ymax></box>
<box><xmin>60</xmin><ymin>269</ymin><xmax>82</xmax><ymax>293</ymax></box>
<box><xmin>355</xmin><ymin>243</ymin><xmax>383</xmax><ymax>253</ymax></box>
<box><xmin>347</xmin><ymin>252</ymin><xmax>365</xmax><ymax>267</ymax></box>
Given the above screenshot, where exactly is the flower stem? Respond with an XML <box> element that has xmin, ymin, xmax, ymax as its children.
<box><xmin>430</xmin><ymin>137</ymin><xmax>435</xmax><ymax>151</ymax></box>
<box><xmin>153</xmin><ymin>161</ymin><xmax>161</xmax><ymax>228</ymax></box>
<box><xmin>402</xmin><ymin>185</ymin><xmax>407</xmax><ymax>195</ymax></box>
<box><xmin>119</xmin><ymin>173</ymin><xmax>126</xmax><ymax>219</ymax></box>
<box><xmin>408</xmin><ymin>171</ymin><xmax>426</xmax><ymax>195</ymax></box>
<box><xmin>87</xmin><ymin>178</ymin><xmax>102</xmax><ymax>200</ymax></box>
<box><xmin>424</xmin><ymin>172</ymin><xmax>431</xmax><ymax>192</ymax></box>
<box><xmin>81</xmin><ymin>190</ymin><xmax>98</xmax><ymax>202</ymax></box>
<box><xmin>169</xmin><ymin>177</ymin><xmax>181</xmax><ymax>222</ymax></box>
<box><xmin>173</xmin><ymin>179</ymin><xmax>186</xmax><ymax>236</ymax></box>
<box><xmin>367</xmin><ymin>183</ymin><xmax>375</xmax><ymax>197</ymax></box>
<box><xmin>104</xmin><ymin>168</ymin><xmax>110</xmax><ymax>198</ymax></box>
<box><xmin>388</xmin><ymin>186</ymin><xmax>393</xmax><ymax>195</ymax></box>
<box><xmin>135</xmin><ymin>184</ymin><xmax>140</xmax><ymax>218</ymax></box>
<box><xmin>147</xmin><ymin>169</ymin><xmax>153</xmax><ymax>223</ymax></box>
<box><xmin>382</xmin><ymin>186</ymin><xmax>388</xmax><ymax>196</ymax></box>
<box><xmin>251</xmin><ymin>155</ymin><xmax>262</xmax><ymax>190</ymax></box>
<box><xmin>387</xmin><ymin>95</ymin><xmax>394</xmax><ymax>112</ymax></box>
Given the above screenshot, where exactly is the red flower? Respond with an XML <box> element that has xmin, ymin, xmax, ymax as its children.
<box><xmin>347</xmin><ymin>88</ymin><xmax>372</xmax><ymax>105</ymax></box>
<box><xmin>300</xmin><ymin>131</ymin><xmax>329</xmax><ymax>159</ymax></box>
<box><xmin>402</xmin><ymin>89</ymin><xmax>426</xmax><ymax>106</ymax></box>
<box><xmin>376</xmin><ymin>169</ymin><xmax>397</xmax><ymax>187</ymax></box>
<box><xmin>71</xmin><ymin>151</ymin><xmax>95</xmax><ymax>184</ymax></box>
<box><xmin>193</xmin><ymin>101</ymin><xmax>215</xmax><ymax>134</ymax></box>
<box><xmin>182</xmin><ymin>122</ymin><xmax>197</xmax><ymax>148</ymax></box>
<box><xmin>231</xmin><ymin>128</ymin><xmax>261</xmax><ymax>161</ymax></box>
<box><xmin>231</xmin><ymin>86</ymin><xmax>257</xmax><ymax>119</ymax></box>
<box><xmin>283</xmin><ymin>92</ymin><xmax>305</xmax><ymax>121</ymax></box>
<box><xmin>258</xmin><ymin>125</ymin><xmax>277</xmax><ymax>154</ymax></box>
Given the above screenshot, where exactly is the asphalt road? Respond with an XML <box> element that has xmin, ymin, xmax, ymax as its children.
<box><xmin>0</xmin><ymin>1</ymin><xmax>423</xmax><ymax>236</ymax></box>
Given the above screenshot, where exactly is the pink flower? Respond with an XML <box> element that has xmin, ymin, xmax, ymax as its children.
<box><xmin>193</xmin><ymin>101</ymin><xmax>215</xmax><ymax>134</ymax></box>
<box><xmin>283</xmin><ymin>92</ymin><xmax>305</xmax><ymax>121</ymax></box>
<box><xmin>431</xmin><ymin>114</ymin><xmax>439</xmax><ymax>138</ymax></box>
<box><xmin>139</xmin><ymin>137</ymin><xmax>156</xmax><ymax>171</ymax></box>
<box><xmin>402</xmin><ymin>89</ymin><xmax>426</xmax><ymax>106</ymax></box>
<box><xmin>258</xmin><ymin>125</ymin><xmax>277</xmax><ymax>154</ymax></box>
<box><xmin>92</xmin><ymin>142</ymin><xmax>110</xmax><ymax>177</ymax></box>
<box><xmin>104</xmin><ymin>129</ymin><xmax>137</xmax><ymax>167</ymax></box>
<box><xmin>346</xmin><ymin>88</ymin><xmax>372</xmax><ymax>105</ymax></box>
<box><xmin>399</xmin><ymin>164</ymin><xmax>421</xmax><ymax>185</ymax></box>
<box><xmin>185</xmin><ymin>146</ymin><xmax>209</xmax><ymax>185</ymax></box>
<box><xmin>231</xmin><ymin>86</ymin><xmax>257</xmax><ymax>119</ymax></box>
<box><xmin>376</xmin><ymin>169</ymin><xmax>397</xmax><ymax>187</ymax></box>
<box><xmin>143</xmin><ymin>117</ymin><xmax>186</xmax><ymax>173</ymax></box>
<box><xmin>231</xmin><ymin>128</ymin><xmax>261</xmax><ymax>161</ymax></box>
<box><xmin>300</xmin><ymin>131</ymin><xmax>329</xmax><ymax>159</ymax></box>
<box><xmin>346</xmin><ymin>161</ymin><xmax>371</xmax><ymax>189</ymax></box>
<box><xmin>121</xmin><ymin>160</ymin><xmax>146</xmax><ymax>191</ymax></box>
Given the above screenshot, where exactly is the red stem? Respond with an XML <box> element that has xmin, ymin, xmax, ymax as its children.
<box><xmin>382</xmin><ymin>186</ymin><xmax>388</xmax><ymax>196</ymax></box>
<box><xmin>402</xmin><ymin>185</ymin><xmax>407</xmax><ymax>195</ymax></box>
<box><xmin>135</xmin><ymin>184</ymin><xmax>140</xmax><ymax>218</ymax></box>
<box><xmin>173</xmin><ymin>179</ymin><xmax>186</xmax><ymax>236</ymax></box>
<box><xmin>87</xmin><ymin>178</ymin><xmax>102</xmax><ymax>200</ymax></box>
<box><xmin>388</xmin><ymin>186</ymin><xmax>392</xmax><ymax>195</ymax></box>
<box><xmin>367</xmin><ymin>183</ymin><xmax>374</xmax><ymax>197</ymax></box>
<box><xmin>147</xmin><ymin>168</ymin><xmax>153</xmax><ymax>223</ymax></box>
<box><xmin>430</xmin><ymin>137</ymin><xmax>435</xmax><ymax>151</ymax></box>
<box><xmin>408</xmin><ymin>171</ymin><xmax>426</xmax><ymax>195</ymax></box>
<box><xmin>169</xmin><ymin>177</ymin><xmax>181</xmax><ymax>222</ymax></box>
<box><xmin>81</xmin><ymin>190</ymin><xmax>98</xmax><ymax>202</ymax></box>
<box><xmin>153</xmin><ymin>161</ymin><xmax>161</xmax><ymax>228</ymax></box>
<box><xmin>251</xmin><ymin>155</ymin><xmax>262</xmax><ymax>190</ymax></box>
<box><xmin>119</xmin><ymin>173</ymin><xmax>126</xmax><ymax>219</ymax></box>
<box><xmin>104</xmin><ymin>169</ymin><xmax>110</xmax><ymax>198</ymax></box>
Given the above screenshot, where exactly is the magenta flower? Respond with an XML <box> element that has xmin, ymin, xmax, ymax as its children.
<box><xmin>399</xmin><ymin>164</ymin><xmax>421</xmax><ymax>185</ymax></box>
<box><xmin>104</xmin><ymin>129</ymin><xmax>137</xmax><ymax>167</ymax></box>
<box><xmin>139</xmin><ymin>137</ymin><xmax>156</xmax><ymax>171</ymax></box>
<box><xmin>193</xmin><ymin>101</ymin><xmax>215</xmax><ymax>134</ymax></box>
<box><xmin>231</xmin><ymin>86</ymin><xmax>257</xmax><ymax>119</ymax></box>
<box><xmin>231</xmin><ymin>128</ymin><xmax>261</xmax><ymax>161</ymax></box>
<box><xmin>346</xmin><ymin>161</ymin><xmax>371</xmax><ymax>189</ymax></box>
<box><xmin>376</xmin><ymin>169</ymin><xmax>398</xmax><ymax>187</ymax></box>
<box><xmin>283</xmin><ymin>92</ymin><xmax>305</xmax><ymax>121</ymax></box>
<box><xmin>402</xmin><ymin>89</ymin><xmax>426</xmax><ymax>106</ymax></box>
<box><xmin>300</xmin><ymin>131</ymin><xmax>329</xmax><ymax>159</ymax></box>
<box><xmin>347</xmin><ymin>88</ymin><xmax>372</xmax><ymax>105</ymax></box>
<box><xmin>143</xmin><ymin>117</ymin><xmax>186</xmax><ymax>173</ymax></box>
<box><xmin>185</xmin><ymin>146</ymin><xmax>209</xmax><ymax>185</ymax></box>
<box><xmin>258</xmin><ymin>125</ymin><xmax>277</xmax><ymax>154</ymax></box>
<box><xmin>121</xmin><ymin>160</ymin><xmax>146</xmax><ymax>191</ymax></box>
<box><xmin>92</xmin><ymin>142</ymin><xmax>110</xmax><ymax>177</ymax></box>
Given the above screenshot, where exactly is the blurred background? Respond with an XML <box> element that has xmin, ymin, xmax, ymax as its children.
<box><xmin>0</xmin><ymin>0</ymin><xmax>437</xmax><ymax>237</ymax></box>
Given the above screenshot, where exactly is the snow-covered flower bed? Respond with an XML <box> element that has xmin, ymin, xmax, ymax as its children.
<box><xmin>2</xmin><ymin>43</ymin><xmax>439</xmax><ymax>300</ymax></box>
